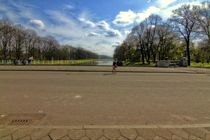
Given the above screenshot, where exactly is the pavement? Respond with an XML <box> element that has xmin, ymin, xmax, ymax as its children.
<box><xmin>1</xmin><ymin>124</ymin><xmax>210</xmax><ymax>140</ymax></box>
<box><xmin>1</xmin><ymin>66</ymin><xmax>210</xmax><ymax>140</ymax></box>
<box><xmin>0</xmin><ymin>65</ymin><xmax>210</xmax><ymax>74</ymax></box>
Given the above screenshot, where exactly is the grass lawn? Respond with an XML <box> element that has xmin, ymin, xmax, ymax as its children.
<box><xmin>126</xmin><ymin>61</ymin><xmax>210</xmax><ymax>68</ymax></box>
<box><xmin>32</xmin><ymin>60</ymin><xmax>96</xmax><ymax>65</ymax></box>
<box><xmin>191</xmin><ymin>62</ymin><xmax>210</xmax><ymax>68</ymax></box>
<box><xmin>0</xmin><ymin>59</ymin><xmax>97</xmax><ymax>65</ymax></box>
<box><xmin>124</xmin><ymin>61</ymin><xmax>156</xmax><ymax>67</ymax></box>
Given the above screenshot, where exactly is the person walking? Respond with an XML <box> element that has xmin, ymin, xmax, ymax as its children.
<box><xmin>112</xmin><ymin>60</ymin><xmax>118</xmax><ymax>73</ymax></box>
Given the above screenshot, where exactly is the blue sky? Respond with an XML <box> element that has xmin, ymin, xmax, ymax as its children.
<box><xmin>0</xmin><ymin>0</ymin><xmax>205</xmax><ymax>56</ymax></box>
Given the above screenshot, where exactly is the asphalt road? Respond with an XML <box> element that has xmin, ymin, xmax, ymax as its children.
<box><xmin>0</xmin><ymin>71</ymin><xmax>210</xmax><ymax>126</ymax></box>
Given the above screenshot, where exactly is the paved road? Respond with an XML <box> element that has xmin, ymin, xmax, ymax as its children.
<box><xmin>1</xmin><ymin>71</ymin><xmax>210</xmax><ymax>139</ymax></box>
<box><xmin>1</xmin><ymin>71</ymin><xmax>210</xmax><ymax>126</ymax></box>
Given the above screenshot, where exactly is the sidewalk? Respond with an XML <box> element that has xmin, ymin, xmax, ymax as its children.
<box><xmin>0</xmin><ymin>65</ymin><xmax>210</xmax><ymax>74</ymax></box>
<box><xmin>1</xmin><ymin>124</ymin><xmax>210</xmax><ymax>140</ymax></box>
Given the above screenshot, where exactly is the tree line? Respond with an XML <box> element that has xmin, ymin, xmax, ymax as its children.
<box><xmin>0</xmin><ymin>20</ymin><xmax>98</xmax><ymax>61</ymax></box>
<box><xmin>114</xmin><ymin>2</ymin><xmax>210</xmax><ymax>66</ymax></box>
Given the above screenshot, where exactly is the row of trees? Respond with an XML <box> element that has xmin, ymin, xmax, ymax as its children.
<box><xmin>114</xmin><ymin>2</ymin><xmax>210</xmax><ymax>66</ymax></box>
<box><xmin>0</xmin><ymin>20</ymin><xmax>98</xmax><ymax>61</ymax></box>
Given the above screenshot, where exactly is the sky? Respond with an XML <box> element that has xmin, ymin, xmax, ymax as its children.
<box><xmin>0</xmin><ymin>0</ymin><xmax>206</xmax><ymax>56</ymax></box>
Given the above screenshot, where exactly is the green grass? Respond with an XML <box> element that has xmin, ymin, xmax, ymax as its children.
<box><xmin>0</xmin><ymin>59</ymin><xmax>97</xmax><ymax>65</ymax></box>
<box><xmin>124</xmin><ymin>61</ymin><xmax>156</xmax><ymax>67</ymax></box>
<box><xmin>191</xmin><ymin>62</ymin><xmax>210</xmax><ymax>68</ymax></box>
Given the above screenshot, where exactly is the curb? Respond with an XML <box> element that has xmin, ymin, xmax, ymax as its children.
<box><xmin>0</xmin><ymin>69</ymin><xmax>201</xmax><ymax>74</ymax></box>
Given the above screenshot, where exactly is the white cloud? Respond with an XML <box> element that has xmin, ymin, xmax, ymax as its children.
<box><xmin>29</xmin><ymin>19</ymin><xmax>45</xmax><ymax>29</ymax></box>
<box><xmin>113</xmin><ymin>6</ymin><xmax>160</xmax><ymax>26</ymax></box>
<box><xmin>113</xmin><ymin>10</ymin><xmax>137</xmax><ymax>26</ymax></box>
<box><xmin>88</xmin><ymin>32</ymin><xmax>100</xmax><ymax>37</ymax></box>
<box><xmin>157</xmin><ymin>0</ymin><xmax>177</xmax><ymax>8</ymax></box>
<box><xmin>0</xmin><ymin>1</ymin><xmax>135</xmax><ymax>56</ymax></box>
<box><xmin>97</xmin><ymin>20</ymin><xmax>110</xmax><ymax>30</ymax></box>
<box><xmin>159</xmin><ymin>1</ymin><xmax>203</xmax><ymax>19</ymax></box>
<box><xmin>124</xmin><ymin>30</ymin><xmax>131</xmax><ymax>36</ymax></box>
<box><xmin>112</xmin><ymin>42</ymin><xmax>121</xmax><ymax>47</ymax></box>
<box><xmin>0</xmin><ymin>1</ymin><xmax>38</xmax><ymax>24</ymax></box>
<box><xmin>64</xmin><ymin>4</ymin><xmax>75</xmax><ymax>10</ymax></box>
<box><xmin>113</xmin><ymin>0</ymin><xmax>205</xmax><ymax>26</ymax></box>
<box><xmin>136</xmin><ymin>6</ymin><xmax>160</xmax><ymax>22</ymax></box>
<box><xmin>147</xmin><ymin>0</ymin><xmax>152</xmax><ymax>3</ymax></box>
<box><xmin>44</xmin><ymin>11</ymin><xmax>123</xmax><ymax>56</ymax></box>
<box><xmin>79</xmin><ymin>18</ymin><xmax>96</xmax><ymax>28</ymax></box>
<box><xmin>105</xmin><ymin>30</ymin><xmax>121</xmax><ymax>37</ymax></box>
<box><xmin>97</xmin><ymin>20</ymin><xmax>122</xmax><ymax>37</ymax></box>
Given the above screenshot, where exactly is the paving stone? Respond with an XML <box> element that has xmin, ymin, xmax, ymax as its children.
<box><xmin>79</xmin><ymin>136</ymin><xmax>90</xmax><ymax>140</ymax></box>
<box><xmin>104</xmin><ymin>129</ymin><xmax>120</xmax><ymax>140</ymax></box>
<box><xmin>0</xmin><ymin>129</ymin><xmax>11</xmax><ymax>137</ymax></box>
<box><xmin>206</xmin><ymin>133</ymin><xmax>210</xmax><ymax>140</ymax></box>
<box><xmin>19</xmin><ymin>136</ymin><xmax>31</xmax><ymax>140</ymax></box>
<box><xmin>153</xmin><ymin>129</ymin><xmax>172</xmax><ymax>140</ymax></box>
<box><xmin>120</xmin><ymin>129</ymin><xmax>138</xmax><ymax>140</ymax></box>
<box><xmin>168</xmin><ymin>129</ymin><xmax>189</xmax><ymax>140</ymax></box>
<box><xmin>189</xmin><ymin>135</ymin><xmax>203</xmax><ymax>140</ymax></box>
<box><xmin>68</xmin><ymin>129</ymin><xmax>85</xmax><ymax>140</ymax></box>
<box><xmin>153</xmin><ymin>136</ymin><xmax>166</xmax><ymax>140</ymax></box>
<box><xmin>98</xmin><ymin>136</ymin><xmax>109</xmax><ymax>140</ymax></box>
<box><xmin>1</xmin><ymin>135</ymin><xmax>12</xmax><ymax>140</ymax></box>
<box><xmin>39</xmin><ymin>136</ymin><xmax>52</xmax><ymax>140</ymax></box>
<box><xmin>205</xmin><ymin>127</ymin><xmax>210</xmax><ymax>132</ymax></box>
<box><xmin>86</xmin><ymin>129</ymin><xmax>103</xmax><ymax>140</ymax></box>
<box><xmin>135</xmin><ymin>136</ymin><xmax>146</xmax><ymax>140</ymax></box>
<box><xmin>59</xmin><ymin>136</ymin><xmax>71</xmax><ymax>140</ymax></box>
<box><xmin>171</xmin><ymin>135</ymin><xmax>183</xmax><ymax>140</ymax></box>
<box><xmin>117</xmin><ymin>136</ymin><xmax>128</xmax><ymax>140</ymax></box>
<box><xmin>31</xmin><ymin>128</ymin><xmax>52</xmax><ymax>140</ymax></box>
<box><xmin>12</xmin><ymin>128</ymin><xmax>33</xmax><ymax>140</ymax></box>
<box><xmin>49</xmin><ymin>129</ymin><xmax>68</xmax><ymax>140</ymax></box>
<box><xmin>184</xmin><ymin>128</ymin><xmax>207</xmax><ymax>139</ymax></box>
<box><xmin>137</xmin><ymin>129</ymin><xmax>156</xmax><ymax>140</ymax></box>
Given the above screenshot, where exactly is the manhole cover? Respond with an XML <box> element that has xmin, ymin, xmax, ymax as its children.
<box><xmin>0</xmin><ymin>113</ymin><xmax>46</xmax><ymax>126</ymax></box>
<box><xmin>10</xmin><ymin>119</ymin><xmax>32</xmax><ymax>125</ymax></box>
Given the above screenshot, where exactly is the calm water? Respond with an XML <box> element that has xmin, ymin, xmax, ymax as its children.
<box><xmin>97</xmin><ymin>59</ymin><xmax>113</xmax><ymax>66</ymax></box>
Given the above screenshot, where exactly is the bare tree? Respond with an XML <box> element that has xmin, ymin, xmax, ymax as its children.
<box><xmin>156</xmin><ymin>21</ymin><xmax>177</xmax><ymax>60</ymax></box>
<box><xmin>170</xmin><ymin>5</ymin><xmax>197</xmax><ymax>66</ymax></box>
<box><xmin>13</xmin><ymin>25</ymin><xmax>26</xmax><ymax>60</ymax></box>
<box><xmin>128</xmin><ymin>22</ymin><xmax>146</xmax><ymax>64</ymax></box>
<box><xmin>195</xmin><ymin>2</ymin><xmax>210</xmax><ymax>45</ymax></box>
<box><xmin>24</xmin><ymin>29</ymin><xmax>38</xmax><ymax>58</ymax></box>
<box><xmin>0</xmin><ymin>20</ymin><xmax>14</xmax><ymax>61</ymax></box>
<box><xmin>143</xmin><ymin>15</ymin><xmax>162</xmax><ymax>63</ymax></box>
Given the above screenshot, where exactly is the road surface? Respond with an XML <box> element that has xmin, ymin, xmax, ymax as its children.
<box><xmin>0</xmin><ymin>71</ymin><xmax>210</xmax><ymax>126</ymax></box>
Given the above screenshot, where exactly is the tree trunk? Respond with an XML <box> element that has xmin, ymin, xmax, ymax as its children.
<box><xmin>140</xmin><ymin>47</ymin><xmax>145</xmax><ymax>64</ymax></box>
<box><xmin>147</xmin><ymin>53</ymin><xmax>150</xmax><ymax>64</ymax></box>
<box><xmin>186</xmin><ymin>40</ymin><xmax>191</xmax><ymax>66</ymax></box>
<box><xmin>153</xmin><ymin>54</ymin><xmax>156</xmax><ymax>63</ymax></box>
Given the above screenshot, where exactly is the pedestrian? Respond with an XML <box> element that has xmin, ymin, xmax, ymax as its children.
<box><xmin>112</xmin><ymin>60</ymin><xmax>118</xmax><ymax>73</ymax></box>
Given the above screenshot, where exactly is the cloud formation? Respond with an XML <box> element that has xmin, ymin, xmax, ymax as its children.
<box><xmin>0</xmin><ymin>0</ymin><xmax>205</xmax><ymax>56</ymax></box>
<box><xmin>79</xmin><ymin>18</ymin><xmax>96</xmax><ymax>28</ymax></box>
<box><xmin>113</xmin><ymin>10</ymin><xmax>136</xmax><ymax>26</ymax></box>
<box><xmin>43</xmin><ymin>10</ymin><xmax>123</xmax><ymax>56</ymax></box>
<box><xmin>113</xmin><ymin>0</ymin><xmax>204</xmax><ymax>27</ymax></box>
<box><xmin>157</xmin><ymin>0</ymin><xmax>177</xmax><ymax>8</ymax></box>
<box><xmin>88</xmin><ymin>32</ymin><xmax>100</xmax><ymax>37</ymax></box>
<box><xmin>97</xmin><ymin>20</ymin><xmax>122</xmax><ymax>37</ymax></box>
<box><xmin>29</xmin><ymin>19</ymin><xmax>45</xmax><ymax>29</ymax></box>
<box><xmin>113</xmin><ymin>6</ymin><xmax>160</xmax><ymax>26</ymax></box>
